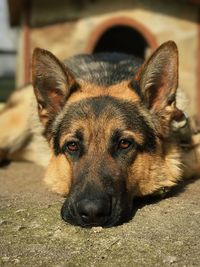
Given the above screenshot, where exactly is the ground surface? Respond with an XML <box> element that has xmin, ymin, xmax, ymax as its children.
<box><xmin>0</xmin><ymin>162</ymin><xmax>200</xmax><ymax>267</ymax></box>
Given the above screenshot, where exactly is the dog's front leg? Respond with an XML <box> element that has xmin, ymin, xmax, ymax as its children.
<box><xmin>0</xmin><ymin>85</ymin><xmax>32</xmax><ymax>164</ymax></box>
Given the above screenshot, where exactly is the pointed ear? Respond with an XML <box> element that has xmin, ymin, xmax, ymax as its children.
<box><xmin>32</xmin><ymin>48</ymin><xmax>79</xmax><ymax>125</ymax></box>
<box><xmin>136</xmin><ymin>41</ymin><xmax>178</xmax><ymax>113</ymax></box>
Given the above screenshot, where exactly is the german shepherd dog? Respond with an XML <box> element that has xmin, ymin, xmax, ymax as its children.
<box><xmin>0</xmin><ymin>41</ymin><xmax>199</xmax><ymax>227</ymax></box>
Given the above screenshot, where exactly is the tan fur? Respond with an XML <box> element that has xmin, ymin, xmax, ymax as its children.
<box><xmin>0</xmin><ymin>85</ymin><xmax>50</xmax><ymax>166</ymax></box>
<box><xmin>182</xmin><ymin>133</ymin><xmax>200</xmax><ymax>178</ymax></box>
<box><xmin>44</xmin><ymin>154</ymin><xmax>72</xmax><ymax>196</ymax></box>
<box><xmin>128</xmin><ymin>142</ymin><xmax>182</xmax><ymax>196</ymax></box>
<box><xmin>67</xmin><ymin>81</ymin><xmax>140</xmax><ymax>104</ymax></box>
<box><xmin>0</xmin><ymin>86</ymin><xmax>32</xmax><ymax>157</ymax></box>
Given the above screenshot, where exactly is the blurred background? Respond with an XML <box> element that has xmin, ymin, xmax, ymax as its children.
<box><xmin>0</xmin><ymin>0</ymin><xmax>18</xmax><ymax>102</ymax></box>
<box><xmin>0</xmin><ymin>0</ymin><xmax>199</xmax><ymax>116</ymax></box>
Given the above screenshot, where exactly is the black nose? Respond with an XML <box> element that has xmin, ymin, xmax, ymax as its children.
<box><xmin>77</xmin><ymin>198</ymin><xmax>111</xmax><ymax>226</ymax></box>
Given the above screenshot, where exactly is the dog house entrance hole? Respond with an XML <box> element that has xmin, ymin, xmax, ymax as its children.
<box><xmin>92</xmin><ymin>25</ymin><xmax>148</xmax><ymax>59</ymax></box>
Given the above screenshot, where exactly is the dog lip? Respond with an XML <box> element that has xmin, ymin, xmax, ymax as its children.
<box><xmin>102</xmin><ymin>200</ymin><xmax>122</xmax><ymax>227</ymax></box>
<box><xmin>76</xmin><ymin>213</ymin><xmax>119</xmax><ymax>228</ymax></box>
<box><xmin>60</xmin><ymin>199</ymin><xmax>76</xmax><ymax>224</ymax></box>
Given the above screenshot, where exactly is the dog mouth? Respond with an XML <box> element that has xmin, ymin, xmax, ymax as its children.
<box><xmin>60</xmin><ymin>197</ymin><xmax>130</xmax><ymax>228</ymax></box>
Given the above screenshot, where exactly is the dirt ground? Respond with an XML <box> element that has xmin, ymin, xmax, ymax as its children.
<box><xmin>0</xmin><ymin>162</ymin><xmax>200</xmax><ymax>267</ymax></box>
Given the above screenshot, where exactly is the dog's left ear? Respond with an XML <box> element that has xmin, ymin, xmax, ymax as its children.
<box><xmin>136</xmin><ymin>41</ymin><xmax>178</xmax><ymax>113</ymax></box>
<box><xmin>32</xmin><ymin>48</ymin><xmax>79</xmax><ymax>125</ymax></box>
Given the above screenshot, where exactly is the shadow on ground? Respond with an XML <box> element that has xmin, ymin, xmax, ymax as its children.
<box><xmin>0</xmin><ymin>162</ymin><xmax>200</xmax><ymax>267</ymax></box>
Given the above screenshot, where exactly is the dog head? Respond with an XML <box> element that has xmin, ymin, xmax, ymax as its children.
<box><xmin>32</xmin><ymin>41</ymin><xmax>182</xmax><ymax>227</ymax></box>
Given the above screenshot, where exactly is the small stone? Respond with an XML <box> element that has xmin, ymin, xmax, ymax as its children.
<box><xmin>174</xmin><ymin>240</ymin><xmax>184</xmax><ymax>246</ymax></box>
<box><xmin>53</xmin><ymin>229</ymin><xmax>62</xmax><ymax>238</ymax></box>
<box><xmin>13</xmin><ymin>258</ymin><xmax>20</xmax><ymax>264</ymax></box>
<box><xmin>15</xmin><ymin>225</ymin><xmax>26</xmax><ymax>231</ymax></box>
<box><xmin>30</xmin><ymin>221</ymin><xmax>41</xmax><ymax>229</ymax></box>
<box><xmin>163</xmin><ymin>255</ymin><xmax>177</xmax><ymax>264</ymax></box>
<box><xmin>92</xmin><ymin>226</ymin><xmax>103</xmax><ymax>233</ymax></box>
<box><xmin>193</xmin><ymin>211</ymin><xmax>200</xmax><ymax>215</ymax></box>
<box><xmin>0</xmin><ymin>219</ymin><xmax>11</xmax><ymax>225</ymax></box>
<box><xmin>15</xmin><ymin>209</ymin><xmax>26</xmax><ymax>213</ymax></box>
<box><xmin>101</xmin><ymin>255</ymin><xmax>106</xmax><ymax>259</ymax></box>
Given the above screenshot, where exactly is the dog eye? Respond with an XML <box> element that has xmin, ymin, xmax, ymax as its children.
<box><xmin>66</xmin><ymin>142</ymin><xmax>79</xmax><ymax>153</ymax></box>
<box><xmin>118</xmin><ymin>139</ymin><xmax>133</xmax><ymax>150</ymax></box>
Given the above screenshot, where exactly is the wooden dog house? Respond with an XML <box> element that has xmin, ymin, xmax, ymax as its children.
<box><xmin>8</xmin><ymin>0</ymin><xmax>200</xmax><ymax>116</ymax></box>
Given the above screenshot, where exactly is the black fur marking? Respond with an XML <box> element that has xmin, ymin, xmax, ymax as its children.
<box><xmin>110</xmin><ymin>129</ymin><xmax>122</xmax><ymax>145</ymax></box>
<box><xmin>53</xmin><ymin>127</ymin><xmax>62</xmax><ymax>155</ymax></box>
<box><xmin>75</xmin><ymin>129</ymin><xmax>84</xmax><ymax>142</ymax></box>
<box><xmin>65</xmin><ymin>53</ymin><xmax>143</xmax><ymax>88</ymax></box>
<box><xmin>68</xmin><ymin>83</ymin><xmax>81</xmax><ymax>97</ymax></box>
<box><xmin>129</xmin><ymin>79</ymin><xmax>143</xmax><ymax>99</ymax></box>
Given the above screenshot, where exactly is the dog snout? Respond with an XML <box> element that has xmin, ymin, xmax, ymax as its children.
<box><xmin>76</xmin><ymin>198</ymin><xmax>111</xmax><ymax>226</ymax></box>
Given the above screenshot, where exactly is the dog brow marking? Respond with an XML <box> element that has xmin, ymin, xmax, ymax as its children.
<box><xmin>67</xmin><ymin>81</ymin><xmax>140</xmax><ymax>104</ymax></box>
<box><xmin>122</xmin><ymin>130</ymin><xmax>144</xmax><ymax>146</ymax></box>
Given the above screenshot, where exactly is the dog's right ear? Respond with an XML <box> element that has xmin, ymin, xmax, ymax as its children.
<box><xmin>32</xmin><ymin>48</ymin><xmax>79</xmax><ymax>125</ymax></box>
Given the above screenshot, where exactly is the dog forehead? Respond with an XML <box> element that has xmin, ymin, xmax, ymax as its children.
<box><xmin>54</xmin><ymin>96</ymin><xmax>125</xmax><ymax>134</ymax></box>
<box><xmin>67</xmin><ymin>80</ymin><xmax>140</xmax><ymax>104</ymax></box>
<box><xmin>53</xmin><ymin>80</ymin><xmax>142</xmax><ymax>133</ymax></box>
<box><xmin>55</xmin><ymin>96</ymin><xmax>152</xmax><ymax>137</ymax></box>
